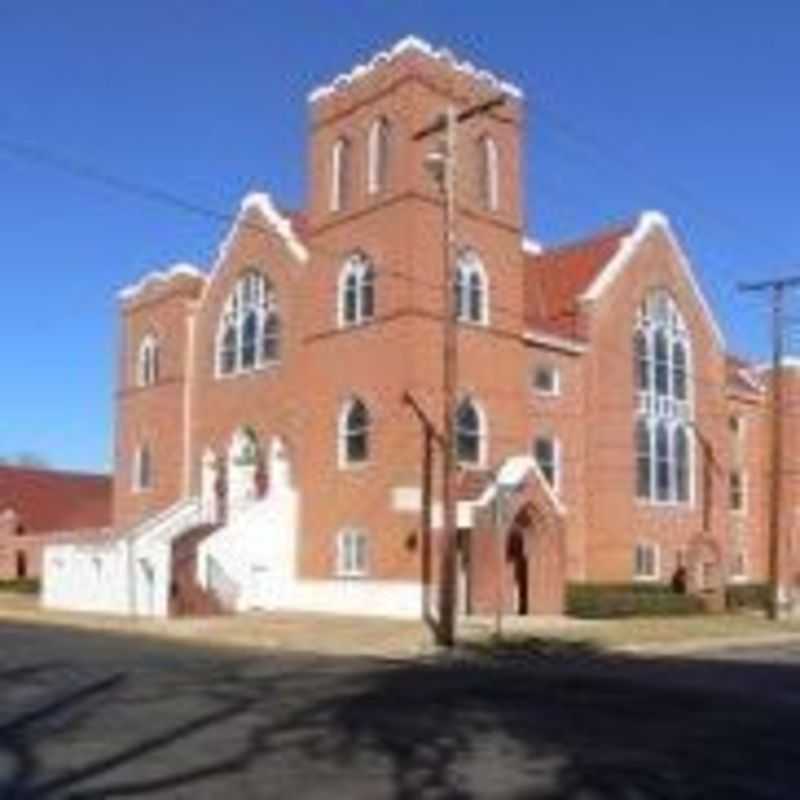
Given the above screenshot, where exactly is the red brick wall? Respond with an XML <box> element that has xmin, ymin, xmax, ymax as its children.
<box><xmin>579</xmin><ymin>227</ymin><xmax>732</xmax><ymax>585</ymax></box>
<box><xmin>111</xmin><ymin>44</ymin><xmax>772</xmax><ymax>610</ymax></box>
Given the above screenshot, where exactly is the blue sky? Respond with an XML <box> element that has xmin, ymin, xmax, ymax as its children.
<box><xmin>1</xmin><ymin>2</ymin><xmax>798</xmax><ymax>471</ymax></box>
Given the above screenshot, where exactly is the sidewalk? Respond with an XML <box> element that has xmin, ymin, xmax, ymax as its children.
<box><xmin>0</xmin><ymin>595</ymin><xmax>435</xmax><ymax>658</ymax></box>
<box><xmin>3</xmin><ymin>594</ymin><xmax>800</xmax><ymax>659</ymax></box>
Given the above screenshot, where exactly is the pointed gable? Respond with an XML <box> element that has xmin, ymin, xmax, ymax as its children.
<box><xmin>523</xmin><ymin>211</ymin><xmax>725</xmax><ymax>348</ymax></box>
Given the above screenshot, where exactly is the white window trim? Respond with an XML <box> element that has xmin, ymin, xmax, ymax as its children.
<box><xmin>214</xmin><ymin>271</ymin><xmax>280</xmax><ymax>379</ymax></box>
<box><xmin>335</xmin><ymin>528</ymin><xmax>368</xmax><ymax>578</ymax></box>
<box><xmin>330</xmin><ymin>137</ymin><xmax>347</xmax><ymax>212</ymax></box>
<box><xmin>730</xmin><ymin>469</ymin><xmax>748</xmax><ymax>515</ymax></box>
<box><xmin>533</xmin><ymin>435</ymin><xmax>562</xmax><ymax>495</ymax></box>
<box><xmin>337</xmin><ymin>254</ymin><xmax>375</xmax><ymax>328</ymax></box>
<box><xmin>533</xmin><ymin>364</ymin><xmax>561</xmax><ymax>397</ymax></box>
<box><xmin>367</xmin><ymin>118</ymin><xmax>388</xmax><ymax>195</ymax></box>
<box><xmin>634</xmin><ymin>291</ymin><xmax>694</xmax><ymax>508</ymax></box>
<box><xmin>455</xmin><ymin>250</ymin><xmax>490</xmax><ymax>326</ymax></box>
<box><xmin>132</xmin><ymin>445</ymin><xmax>152</xmax><ymax>493</ymax></box>
<box><xmin>137</xmin><ymin>333</ymin><xmax>159</xmax><ymax>387</ymax></box>
<box><xmin>456</xmin><ymin>396</ymin><xmax>488</xmax><ymax>469</ymax></box>
<box><xmin>633</xmin><ymin>541</ymin><xmax>661</xmax><ymax>582</ymax></box>
<box><xmin>482</xmin><ymin>136</ymin><xmax>499</xmax><ymax>212</ymax></box>
<box><xmin>729</xmin><ymin>549</ymin><xmax>749</xmax><ymax>583</ymax></box>
<box><xmin>337</xmin><ymin>397</ymin><xmax>371</xmax><ymax>470</ymax></box>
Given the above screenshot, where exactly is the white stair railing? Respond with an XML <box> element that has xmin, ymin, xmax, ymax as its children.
<box><xmin>207</xmin><ymin>554</ymin><xmax>240</xmax><ymax>612</ymax></box>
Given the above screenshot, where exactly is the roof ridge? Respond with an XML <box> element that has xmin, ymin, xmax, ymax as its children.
<box><xmin>531</xmin><ymin>221</ymin><xmax>634</xmax><ymax>260</ymax></box>
<box><xmin>0</xmin><ymin>465</ymin><xmax>110</xmax><ymax>480</ymax></box>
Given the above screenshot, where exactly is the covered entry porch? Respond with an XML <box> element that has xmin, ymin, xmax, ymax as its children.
<box><xmin>463</xmin><ymin>456</ymin><xmax>567</xmax><ymax>617</ymax></box>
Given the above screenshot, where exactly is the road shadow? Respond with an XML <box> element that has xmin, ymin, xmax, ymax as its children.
<box><xmin>1</xmin><ymin>621</ymin><xmax>800</xmax><ymax>798</ymax></box>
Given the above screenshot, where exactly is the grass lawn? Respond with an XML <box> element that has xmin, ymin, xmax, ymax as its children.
<box><xmin>464</xmin><ymin>612</ymin><xmax>800</xmax><ymax>653</ymax></box>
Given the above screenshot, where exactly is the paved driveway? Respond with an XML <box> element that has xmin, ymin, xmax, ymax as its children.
<box><xmin>2</xmin><ymin>620</ymin><xmax>800</xmax><ymax>798</ymax></box>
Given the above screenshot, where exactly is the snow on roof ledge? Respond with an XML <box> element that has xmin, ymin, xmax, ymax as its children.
<box><xmin>238</xmin><ymin>192</ymin><xmax>308</xmax><ymax>264</ymax></box>
<box><xmin>578</xmin><ymin>209</ymin><xmax>725</xmax><ymax>348</ymax></box>
<box><xmin>522</xmin><ymin>236</ymin><xmax>543</xmax><ymax>255</ymax></box>
<box><xmin>118</xmin><ymin>262</ymin><xmax>205</xmax><ymax>301</ymax></box>
<box><xmin>475</xmin><ymin>455</ymin><xmax>566</xmax><ymax>516</ymax></box>
<box><xmin>308</xmin><ymin>35</ymin><xmax>524</xmax><ymax>104</ymax></box>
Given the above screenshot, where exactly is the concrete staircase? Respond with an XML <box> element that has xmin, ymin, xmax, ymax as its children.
<box><xmin>169</xmin><ymin>524</ymin><xmax>226</xmax><ymax>617</ymax></box>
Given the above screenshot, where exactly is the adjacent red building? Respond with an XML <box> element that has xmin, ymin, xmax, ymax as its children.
<box><xmin>0</xmin><ymin>466</ymin><xmax>112</xmax><ymax>580</ymax></box>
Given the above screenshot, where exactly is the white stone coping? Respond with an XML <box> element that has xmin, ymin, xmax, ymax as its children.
<box><xmin>308</xmin><ymin>35</ymin><xmax>524</xmax><ymax>104</ymax></box>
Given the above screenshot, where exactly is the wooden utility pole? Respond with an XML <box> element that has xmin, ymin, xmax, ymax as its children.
<box><xmin>739</xmin><ymin>275</ymin><xmax>800</xmax><ymax>619</ymax></box>
<box><xmin>414</xmin><ymin>94</ymin><xmax>506</xmax><ymax>647</ymax></box>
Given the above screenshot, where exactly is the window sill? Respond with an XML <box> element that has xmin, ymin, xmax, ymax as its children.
<box><xmin>457</xmin><ymin>318</ymin><xmax>489</xmax><ymax>329</ymax></box>
<box><xmin>457</xmin><ymin>461</ymin><xmax>487</xmax><ymax>472</ymax></box>
<box><xmin>337</xmin><ymin>316</ymin><xmax>377</xmax><ymax>330</ymax></box>
<box><xmin>338</xmin><ymin>461</ymin><xmax>372</xmax><ymax>472</ymax></box>
<box><xmin>635</xmin><ymin>498</ymin><xmax>694</xmax><ymax>510</ymax></box>
<box><xmin>632</xmin><ymin>574</ymin><xmax>660</xmax><ymax>583</ymax></box>
<box><xmin>215</xmin><ymin>360</ymin><xmax>281</xmax><ymax>381</ymax></box>
<box><xmin>335</xmin><ymin>572</ymin><xmax>368</xmax><ymax>580</ymax></box>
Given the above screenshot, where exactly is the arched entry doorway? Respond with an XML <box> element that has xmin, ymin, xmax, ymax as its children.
<box><xmin>468</xmin><ymin>477</ymin><xmax>566</xmax><ymax>618</ymax></box>
<box><xmin>506</xmin><ymin>527</ymin><xmax>529</xmax><ymax>615</ymax></box>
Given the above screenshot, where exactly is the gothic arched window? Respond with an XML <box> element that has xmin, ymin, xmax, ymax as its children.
<box><xmin>338</xmin><ymin>253</ymin><xmax>376</xmax><ymax>327</ymax></box>
<box><xmin>633</xmin><ymin>290</ymin><xmax>693</xmax><ymax>504</ymax></box>
<box><xmin>137</xmin><ymin>333</ymin><xmax>160</xmax><ymax>387</ymax></box>
<box><xmin>456</xmin><ymin>397</ymin><xmax>486</xmax><ymax>466</ymax></box>
<box><xmin>368</xmin><ymin>117</ymin><xmax>390</xmax><ymax>195</ymax></box>
<box><xmin>339</xmin><ymin>397</ymin><xmax>371</xmax><ymax>466</ymax></box>
<box><xmin>331</xmin><ymin>136</ymin><xmax>352</xmax><ymax>212</ymax></box>
<box><xmin>133</xmin><ymin>444</ymin><xmax>152</xmax><ymax>491</ymax></box>
<box><xmin>216</xmin><ymin>271</ymin><xmax>280</xmax><ymax>377</ymax></box>
<box><xmin>477</xmin><ymin>135</ymin><xmax>499</xmax><ymax>211</ymax></box>
<box><xmin>454</xmin><ymin>251</ymin><xmax>488</xmax><ymax>325</ymax></box>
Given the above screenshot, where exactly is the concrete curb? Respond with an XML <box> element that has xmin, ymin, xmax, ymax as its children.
<box><xmin>614</xmin><ymin>632</ymin><xmax>800</xmax><ymax>656</ymax></box>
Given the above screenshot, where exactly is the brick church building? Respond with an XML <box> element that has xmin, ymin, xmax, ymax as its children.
<box><xmin>44</xmin><ymin>37</ymin><xmax>791</xmax><ymax>619</ymax></box>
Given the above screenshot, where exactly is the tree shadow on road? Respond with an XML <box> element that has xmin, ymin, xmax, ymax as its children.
<box><xmin>2</xmin><ymin>624</ymin><xmax>800</xmax><ymax>798</ymax></box>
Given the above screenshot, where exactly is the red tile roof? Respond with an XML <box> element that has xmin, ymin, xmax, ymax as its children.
<box><xmin>524</xmin><ymin>224</ymin><xmax>632</xmax><ymax>339</ymax></box>
<box><xmin>0</xmin><ymin>467</ymin><xmax>112</xmax><ymax>534</ymax></box>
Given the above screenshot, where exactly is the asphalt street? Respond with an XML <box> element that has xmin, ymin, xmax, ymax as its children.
<box><xmin>1</xmin><ymin>621</ymin><xmax>800</xmax><ymax>799</ymax></box>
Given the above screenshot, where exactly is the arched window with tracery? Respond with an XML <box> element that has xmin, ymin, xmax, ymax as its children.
<box><xmin>338</xmin><ymin>253</ymin><xmax>376</xmax><ymax>327</ymax></box>
<box><xmin>216</xmin><ymin>271</ymin><xmax>280</xmax><ymax>377</ymax></box>
<box><xmin>633</xmin><ymin>289</ymin><xmax>693</xmax><ymax>504</ymax></box>
<box><xmin>368</xmin><ymin>117</ymin><xmax>390</xmax><ymax>195</ymax></box>
<box><xmin>454</xmin><ymin>250</ymin><xmax>488</xmax><ymax>325</ymax></box>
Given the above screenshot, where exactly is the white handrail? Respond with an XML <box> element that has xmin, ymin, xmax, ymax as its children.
<box><xmin>207</xmin><ymin>554</ymin><xmax>240</xmax><ymax>612</ymax></box>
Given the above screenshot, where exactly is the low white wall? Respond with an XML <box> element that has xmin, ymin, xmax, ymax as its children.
<box><xmin>43</xmin><ymin>500</ymin><xmax>201</xmax><ymax>618</ymax></box>
<box><xmin>278</xmin><ymin>579</ymin><xmax>425</xmax><ymax>619</ymax></box>
<box><xmin>42</xmin><ymin>540</ymin><xmax>130</xmax><ymax>614</ymax></box>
